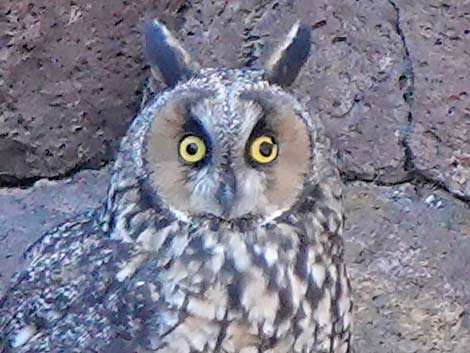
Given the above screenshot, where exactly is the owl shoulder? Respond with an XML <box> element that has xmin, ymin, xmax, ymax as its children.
<box><xmin>0</xmin><ymin>211</ymin><xmax>133</xmax><ymax>348</ymax></box>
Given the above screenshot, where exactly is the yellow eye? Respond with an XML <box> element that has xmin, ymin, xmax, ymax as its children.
<box><xmin>179</xmin><ymin>135</ymin><xmax>206</xmax><ymax>163</ymax></box>
<box><xmin>249</xmin><ymin>136</ymin><xmax>278</xmax><ymax>164</ymax></box>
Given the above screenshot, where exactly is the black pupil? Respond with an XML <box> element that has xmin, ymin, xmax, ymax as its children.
<box><xmin>186</xmin><ymin>142</ymin><xmax>198</xmax><ymax>155</ymax></box>
<box><xmin>259</xmin><ymin>141</ymin><xmax>273</xmax><ymax>157</ymax></box>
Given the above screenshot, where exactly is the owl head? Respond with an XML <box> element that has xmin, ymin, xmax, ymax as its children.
<box><xmin>128</xmin><ymin>20</ymin><xmax>325</xmax><ymax>223</ymax></box>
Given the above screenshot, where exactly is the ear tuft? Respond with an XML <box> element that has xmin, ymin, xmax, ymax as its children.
<box><xmin>144</xmin><ymin>19</ymin><xmax>197</xmax><ymax>87</ymax></box>
<box><xmin>265</xmin><ymin>22</ymin><xmax>312</xmax><ymax>87</ymax></box>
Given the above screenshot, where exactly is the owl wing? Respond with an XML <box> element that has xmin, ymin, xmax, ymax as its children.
<box><xmin>0</xmin><ymin>211</ymin><xmax>142</xmax><ymax>353</ymax></box>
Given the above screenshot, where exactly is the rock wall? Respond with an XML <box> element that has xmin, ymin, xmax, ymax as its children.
<box><xmin>0</xmin><ymin>0</ymin><xmax>183</xmax><ymax>182</ymax></box>
<box><xmin>1</xmin><ymin>0</ymin><xmax>469</xmax><ymax>351</ymax></box>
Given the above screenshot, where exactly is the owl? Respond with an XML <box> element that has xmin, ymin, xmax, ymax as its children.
<box><xmin>0</xmin><ymin>20</ymin><xmax>353</xmax><ymax>353</ymax></box>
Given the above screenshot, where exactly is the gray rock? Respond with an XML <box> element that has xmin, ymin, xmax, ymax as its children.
<box><xmin>179</xmin><ymin>0</ymin><xmax>410</xmax><ymax>183</ymax></box>
<box><xmin>395</xmin><ymin>0</ymin><xmax>470</xmax><ymax>199</ymax></box>
<box><xmin>1</xmin><ymin>0</ymin><xmax>412</xmax><ymax>184</ymax></box>
<box><xmin>345</xmin><ymin>181</ymin><xmax>470</xmax><ymax>353</ymax></box>
<box><xmin>0</xmin><ymin>168</ymin><xmax>110</xmax><ymax>295</ymax></box>
<box><xmin>0</xmin><ymin>0</ymin><xmax>185</xmax><ymax>182</ymax></box>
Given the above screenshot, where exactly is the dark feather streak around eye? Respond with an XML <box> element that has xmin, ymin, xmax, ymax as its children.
<box><xmin>180</xmin><ymin>116</ymin><xmax>212</xmax><ymax>168</ymax></box>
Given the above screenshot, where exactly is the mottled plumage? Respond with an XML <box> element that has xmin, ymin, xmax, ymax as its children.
<box><xmin>0</xmin><ymin>20</ymin><xmax>353</xmax><ymax>353</ymax></box>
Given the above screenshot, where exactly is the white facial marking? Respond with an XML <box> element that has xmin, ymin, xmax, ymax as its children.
<box><xmin>232</xmin><ymin>168</ymin><xmax>268</xmax><ymax>217</ymax></box>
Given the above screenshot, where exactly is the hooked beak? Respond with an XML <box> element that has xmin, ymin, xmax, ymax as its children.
<box><xmin>216</xmin><ymin>166</ymin><xmax>237</xmax><ymax>217</ymax></box>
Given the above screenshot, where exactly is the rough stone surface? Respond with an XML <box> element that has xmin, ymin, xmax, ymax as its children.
<box><xmin>1</xmin><ymin>0</ymin><xmax>412</xmax><ymax>183</ymax></box>
<box><xmin>0</xmin><ymin>168</ymin><xmax>110</xmax><ymax>295</ymax></box>
<box><xmin>345</xmin><ymin>182</ymin><xmax>470</xmax><ymax>352</ymax></box>
<box><xmin>0</xmin><ymin>0</ymin><xmax>185</xmax><ymax>182</ymax></box>
<box><xmin>396</xmin><ymin>0</ymin><xmax>470</xmax><ymax>199</ymax></box>
<box><xmin>176</xmin><ymin>0</ymin><xmax>410</xmax><ymax>182</ymax></box>
<box><xmin>1</xmin><ymin>0</ymin><xmax>470</xmax><ymax>351</ymax></box>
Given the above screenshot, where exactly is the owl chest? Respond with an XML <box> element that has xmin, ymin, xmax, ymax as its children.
<box><xmin>153</xmin><ymin>226</ymin><xmax>349</xmax><ymax>352</ymax></box>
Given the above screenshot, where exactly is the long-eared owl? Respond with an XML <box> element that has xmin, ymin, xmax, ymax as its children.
<box><xmin>0</xmin><ymin>19</ymin><xmax>353</xmax><ymax>353</ymax></box>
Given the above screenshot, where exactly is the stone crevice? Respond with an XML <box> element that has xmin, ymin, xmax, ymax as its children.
<box><xmin>383</xmin><ymin>1</ymin><xmax>469</xmax><ymax>205</ymax></box>
<box><xmin>0</xmin><ymin>162</ymin><xmax>109</xmax><ymax>189</ymax></box>
<box><xmin>387</xmin><ymin>0</ymin><xmax>416</xmax><ymax>174</ymax></box>
<box><xmin>343</xmin><ymin>175</ymin><xmax>470</xmax><ymax>206</ymax></box>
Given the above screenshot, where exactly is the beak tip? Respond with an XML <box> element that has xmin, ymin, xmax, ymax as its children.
<box><xmin>221</xmin><ymin>194</ymin><xmax>235</xmax><ymax>216</ymax></box>
<box><xmin>217</xmin><ymin>187</ymin><xmax>235</xmax><ymax>216</ymax></box>
<box><xmin>217</xmin><ymin>167</ymin><xmax>237</xmax><ymax>217</ymax></box>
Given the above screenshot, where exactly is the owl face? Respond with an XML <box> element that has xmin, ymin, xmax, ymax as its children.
<box><xmin>141</xmin><ymin>21</ymin><xmax>312</xmax><ymax>222</ymax></box>
<box><xmin>144</xmin><ymin>71</ymin><xmax>311</xmax><ymax>221</ymax></box>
